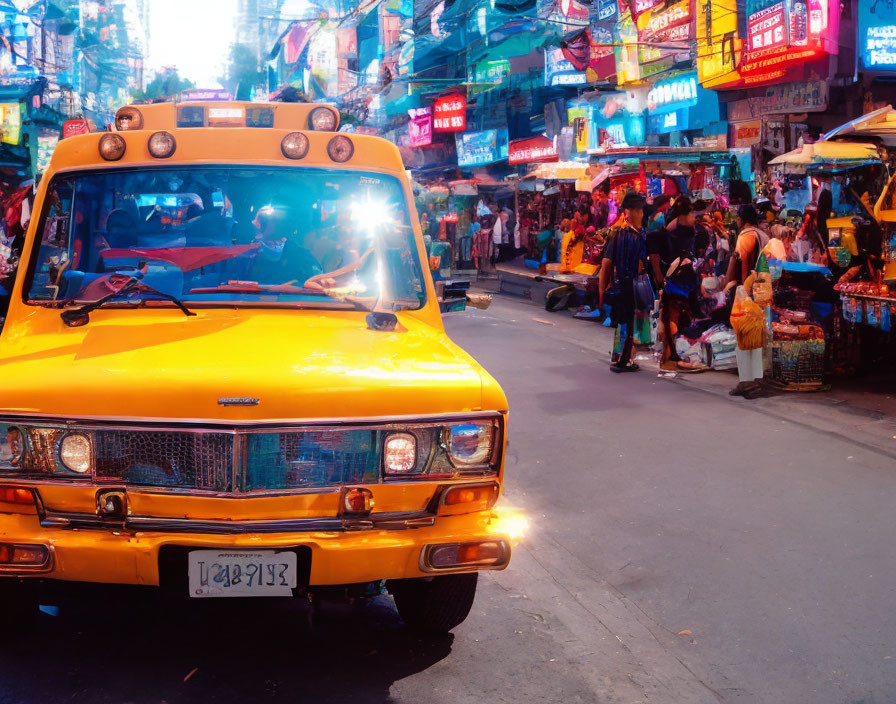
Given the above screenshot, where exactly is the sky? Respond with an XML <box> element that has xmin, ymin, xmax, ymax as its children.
<box><xmin>146</xmin><ymin>0</ymin><xmax>240</xmax><ymax>89</ymax></box>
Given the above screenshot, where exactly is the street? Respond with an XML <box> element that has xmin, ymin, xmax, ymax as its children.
<box><xmin>0</xmin><ymin>293</ymin><xmax>893</xmax><ymax>704</ymax></box>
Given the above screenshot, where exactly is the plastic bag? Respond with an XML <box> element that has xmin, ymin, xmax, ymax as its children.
<box><xmin>729</xmin><ymin>286</ymin><xmax>766</xmax><ymax>350</ymax></box>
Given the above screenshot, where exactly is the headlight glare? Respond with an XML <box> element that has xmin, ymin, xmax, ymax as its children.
<box><xmin>446</xmin><ymin>422</ymin><xmax>493</xmax><ymax>466</ymax></box>
<box><xmin>383</xmin><ymin>432</ymin><xmax>417</xmax><ymax>474</ymax></box>
<box><xmin>59</xmin><ymin>434</ymin><xmax>91</xmax><ymax>474</ymax></box>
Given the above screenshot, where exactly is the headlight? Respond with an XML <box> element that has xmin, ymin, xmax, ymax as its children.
<box><xmin>326</xmin><ymin>135</ymin><xmax>354</xmax><ymax>162</ymax></box>
<box><xmin>309</xmin><ymin>106</ymin><xmax>338</xmax><ymax>131</ymax></box>
<box><xmin>446</xmin><ymin>422</ymin><xmax>494</xmax><ymax>466</ymax></box>
<box><xmin>383</xmin><ymin>432</ymin><xmax>417</xmax><ymax>474</ymax></box>
<box><xmin>115</xmin><ymin>106</ymin><xmax>143</xmax><ymax>131</ymax></box>
<box><xmin>281</xmin><ymin>131</ymin><xmax>310</xmax><ymax>159</ymax></box>
<box><xmin>147</xmin><ymin>131</ymin><xmax>176</xmax><ymax>158</ymax></box>
<box><xmin>98</xmin><ymin>133</ymin><xmax>126</xmax><ymax>161</ymax></box>
<box><xmin>58</xmin><ymin>434</ymin><xmax>91</xmax><ymax>474</ymax></box>
<box><xmin>0</xmin><ymin>426</ymin><xmax>25</xmax><ymax>468</ymax></box>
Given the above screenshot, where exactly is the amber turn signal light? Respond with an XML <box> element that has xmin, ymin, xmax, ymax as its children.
<box><xmin>343</xmin><ymin>487</ymin><xmax>374</xmax><ymax>514</ymax></box>
<box><xmin>438</xmin><ymin>482</ymin><xmax>499</xmax><ymax>516</ymax></box>
<box><xmin>0</xmin><ymin>487</ymin><xmax>34</xmax><ymax>504</ymax></box>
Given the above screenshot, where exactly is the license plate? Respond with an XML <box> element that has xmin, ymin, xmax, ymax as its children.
<box><xmin>187</xmin><ymin>550</ymin><xmax>297</xmax><ymax>598</ymax></box>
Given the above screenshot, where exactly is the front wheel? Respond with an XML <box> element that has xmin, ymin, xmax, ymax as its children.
<box><xmin>388</xmin><ymin>572</ymin><xmax>478</xmax><ymax>634</ymax></box>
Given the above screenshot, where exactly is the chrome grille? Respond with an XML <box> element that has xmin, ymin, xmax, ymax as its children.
<box><xmin>245</xmin><ymin>430</ymin><xmax>380</xmax><ymax>490</ymax></box>
<box><xmin>94</xmin><ymin>430</ymin><xmax>233</xmax><ymax>491</ymax></box>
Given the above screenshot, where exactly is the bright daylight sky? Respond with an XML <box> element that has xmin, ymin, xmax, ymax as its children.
<box><xmin>147</xmin><ymin>0</ymin><xmax>240</xmax><ymax>89</ymax></box>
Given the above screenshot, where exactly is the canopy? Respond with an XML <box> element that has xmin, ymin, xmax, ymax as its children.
<box><xmin>822</xmin><ymin>105</ymin><xmax>896</xmax><ymax>143</ymax></box>
<box><xmin>768</xmin><ymin>142</ymin><xmax>881</xmax><ymax>172</ymax></box>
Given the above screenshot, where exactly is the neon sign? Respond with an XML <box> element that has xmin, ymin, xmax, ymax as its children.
<box><xmin>647</xmin><ymin>75</ymin><xmax>699</xmax><ymax>112</ymax></box>
<box><xmin>859</xmin><ymin>0</ymin><xmax>896</xmax><ymax>70</ymax></box>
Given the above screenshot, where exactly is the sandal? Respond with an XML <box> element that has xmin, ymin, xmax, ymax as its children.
<box><xmin>610</xmin><ymin>362</ymin><xmax>640</xmax><ymax>373</ymax></box>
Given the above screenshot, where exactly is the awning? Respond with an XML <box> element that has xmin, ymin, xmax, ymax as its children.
<box><xmin>822</xmin><ymin>105</ymin><xmax>894</xmax><ymax>141</ymax></box>
<box><xmin>768</xmin><ymin>142</ymin><xmax>881</xmax><ymax>172</ymax></box>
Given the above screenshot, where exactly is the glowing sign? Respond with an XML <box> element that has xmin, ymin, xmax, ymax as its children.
<box><xmin>747</xmin><ymin>2</ymin><xmax>787</xmax><ymax>52</ymax></box>
<box><xmin>859</xmin><ymin>0</ymin><xmax>896</xmax><ymax>70</ymax></box>
<box><xmin>0</xmin><ymin>103</ymin><xmax>21</xmax><ymax>145</ymax></box>
<box><xmin>647</xmin><ymin>75</ymin><xmax>699</xmax><ymax>113</ymax></box>
<box><xmin>433</xmin><ymin>95</ymin><xmax>467</xmax><ymax>132</ymax></box>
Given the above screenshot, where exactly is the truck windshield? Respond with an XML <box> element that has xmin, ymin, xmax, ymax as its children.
<box><xmin>25</xmin><ymin>166</ymin><xmax>426</xmax><ymax>310</ymax></box>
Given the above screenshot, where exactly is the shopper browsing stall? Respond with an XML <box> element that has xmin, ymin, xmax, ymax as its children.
<box><xmin>599</xmin><ymin>192</ymin><xmax>650</xmax><ymax>373</ymax></box>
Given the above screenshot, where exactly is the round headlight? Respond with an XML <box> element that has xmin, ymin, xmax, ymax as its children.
<box><xmin>115</xmin><ymin>106</ymin><xmax>143</xmax><ymax>131</ymax></box>
<box><xmin>59</xmin><ymin>434</ymin><xmax>91</xmax><ymax>474</ymax></box>
<box><xmin>327</xmin><ymin>135</ymin><xmax>354</xmax><ymax>163</ymax></box>
<box><xmin>98</xmin><ymin>133</ymin><xmax>126</xmax><ymax>161</ymax></box>
<box><xmin>447</xmin><ymin>422</ymin><xmax>493</xmax><ymax>466</ymax></box>
<box><xmin>3</xmin><ymin>427</ymin><xmax>25</xmax><ymax>468</ymax></box>
<box><xmin>281</xmin><ymin>131</ymin><xmax>310</xmax><ymax>159</ymax></box>
<box><xmin>309</xmin><ymin>107</ymin><xmax>337</xmax><ymax>131</ymax></box>
<box><xmin>147</xmin><ymin>131</ymin><xmax>176</xmax><ymax>158</ymax></box>
<box><xmin>383</xmin><ymin>432</ymin><xmax>417</xmax><ymax>474</ymax></box>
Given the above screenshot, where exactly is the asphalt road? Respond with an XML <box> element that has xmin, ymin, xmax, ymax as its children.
<box><xmin>2</xmin><ymin>294</ymin><xmax>895</xmax><ymax>703</ymax></box>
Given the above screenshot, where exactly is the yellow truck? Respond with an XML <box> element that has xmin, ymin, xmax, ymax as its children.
<box><xmin>0</xmin><ymin>101</ymin><xmax>512</xmax><ymax>633</ymax></box>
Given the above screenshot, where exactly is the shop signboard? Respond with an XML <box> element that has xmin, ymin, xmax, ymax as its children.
<box><xmin>736</xmin><ymin>0</ymin><xmax>839</xmax><ymax>87</ymax></box>
<box><xmin>508</xmin><ymin>135</ymin><xmax>559</xmax><ymax>165</ymax></box>
<box><xmin>614</xmin><ymin>9</ymin><xmax>642</xmax><ymax>84</ymax></box>
<box><xmin>0</xmin><ymin>103</ymin><xmax>21</xmax><ymax>145</ymax></box>
<box><xmin>646</xmin><ymin>73</ymin><xmax>699</xmax><ymax>114</ymax></box>
<box><xmin>62</xmin><ymin>119</ymin><xmax>91</xmax><ymax>139</ymax></box>
<box><xmin>469</xmin><ymin>59</ymin><xmax>510</xmax><ymax>95</ymax></box>
<box><xmin>589</xmin><ymin>25</ymin><xmax>617</xmax><ymax>81</ymax></box>
<box><xmin>567</xmin><ymin>104</ymin><xmax>590</xmax><ymax>153</ymax></box>
<box><xmin>595</xmin><ymin>0</ymin><xmax>617</xmax><ymax>21</ymax></box>
<box><xmin>433</xmin><ymin>94</ymin><xmax>467</xmax><ymax>132</ymax></box>
<box><xmin>731</xmin><ymin>120</ymin><xmax>762</xmax><ymax>147</ymax></box>
<box><xmin>695</xmin><ymin>0</ymin><xmax>743</xmax><ymax>87</ymax></box>
<box><xmin>747</xmin><ymin>1</ymin><xmax>787</xmax><ymax>53</ymax></box>
<box><xmin>637</xmin><ymin>0</ymin><xmax>692</xmax><ymax>79</ymax></box>
<box><xmin>455</xmin><ymin>128</ymin><xmax>509</xmax><ymax>167</ymax></box>
<box><xmin>545</xmin><ymin>47</ymin><xmax>588</xmax><ymax>86</ymax></box>
<box><xmin>408</xmin><ymin>107</ymin><xmax>433</xmax><ymax>148</ymax></box>
<box><xmin>859</xmin><ymin>0</ymin><xmax>896</xmax><ymax>70</ymax></box>
<box><xmin>727</xmin><ymin>80</ymin><xmax>828</xmax><ymax>120</ymax></box>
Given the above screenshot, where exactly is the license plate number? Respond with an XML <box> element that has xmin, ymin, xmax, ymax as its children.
<box><xmin>188</xmin><ymin>550</ymin><xmax>297</xmax><ymax>598</ymax></box>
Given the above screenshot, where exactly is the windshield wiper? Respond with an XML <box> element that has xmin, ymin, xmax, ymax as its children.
<box><xmin>61</xmin><ymin>277</ymin><xmax>195</xmax><ymax>327</ymax></box>
<box><xmin>188</xmin><ymin>281</ymin><xmax>375</xmax><ymax>313</ymax></box>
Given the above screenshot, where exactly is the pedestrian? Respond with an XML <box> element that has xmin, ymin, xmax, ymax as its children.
<box><xmin>724</xmin><ymin>204</ymin><xmax>768</xmax><ymax>289</ymax></box>
<box><xmin>647</xmin><ymin>195</ymin><xmax>671</xmax><ymax>231</ymax></box>
<box><xmin>598</xmin><ymin>192</ymin><xmax>649</xmax><ymax>373</ymax></box>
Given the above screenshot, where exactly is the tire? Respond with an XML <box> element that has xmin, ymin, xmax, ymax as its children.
<box><xmin>0</xmin><ymin>579</ymin><xmax>38</xmax><ymax>634</ymax></box>
<box><xmin>389</xmin><ymin>572</ymin><xmax>478</xmax><ymax>634</ymax></box>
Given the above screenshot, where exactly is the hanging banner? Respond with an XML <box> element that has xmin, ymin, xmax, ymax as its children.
<box><xmin>614</xmin><ymin>8</ymin><xmax>642</xmax><ymax>84</ymax></box>
<box><xmin>637</xmin><ymin>0</ymin><xmax>692</xmax><ymax>79</ymax></box>
<box><xmin>408</xmin><ymin>107</ymin><xmax>433</xmax><ymax>147</ymax></box>
<box><xmin>508</xmin><ymin>135</ymin><xmax>558</xmax><ymax>165</ymax></box>
<box><xmin>859</xmin><ymin>0</ymin><xmax>896</xmax><ymax>70</ymax></box>
<box><xmin>455</xmin><ymin>129</ymin><xmax>509</xmax><ymax>167</ymax></box>
<box><xmin>696</xmin><ymin>0</ymin><xmax>743</xmax><ymax>87</ymax></box>
<box><xmin>567</xmin><ymin>104</ymin><xmax>590</xmax><ymax>153</ymax></box>
<box><xmin>433</xmin><ymin>94</ymin><xmax>467</xmax><ymax>132</ymax></box>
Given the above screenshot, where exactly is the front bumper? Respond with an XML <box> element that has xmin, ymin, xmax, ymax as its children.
<box><xmin>0</xmin><ymin>511</ymin><xmax>511</xmax><ymax>587</ymax></box>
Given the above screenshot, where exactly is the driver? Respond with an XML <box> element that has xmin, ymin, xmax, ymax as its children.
<box><xmin>247</xmin><ymin>206</ymin><xmax>322</xmax><ymax>286</ymax></box>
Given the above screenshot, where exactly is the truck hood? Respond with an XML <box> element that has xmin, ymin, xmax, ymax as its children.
<box><xmin>0</xmin><ymin>308</ymin><xmax>502</xmax><ymax>422</ymax></box>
